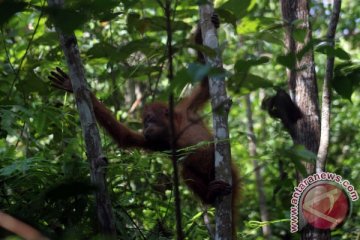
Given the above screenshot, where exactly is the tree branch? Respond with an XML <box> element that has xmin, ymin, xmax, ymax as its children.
<box><xmin>316</xmin><ymin>0</ymin><xmax>342</xmax><ymax>173</ymax></box>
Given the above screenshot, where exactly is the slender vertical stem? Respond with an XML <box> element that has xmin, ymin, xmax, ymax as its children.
<box><xmin>316</xmin><ymin>0</ymin><xmax>342</xmax><ymax>173</ymax></box>
<box><xmin>245</xmin><ymin>94</ymin><xmax>271</xmax><ymax>238</ymax></box>
<box><xmin>164</xmin><ymin>1</ymin><xmax>184</xmax><ymax>239</ymax></box>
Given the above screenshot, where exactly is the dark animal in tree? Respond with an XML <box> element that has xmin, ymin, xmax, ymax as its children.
<box><xmin>262</xmin><ymin>89</ymin><xmax>302</xmax><ymax>138</ymax></box>
<box><xmin>48</xmin><ymin>14</ymin><xmax>239</xmax><ymax>235</ymax></box>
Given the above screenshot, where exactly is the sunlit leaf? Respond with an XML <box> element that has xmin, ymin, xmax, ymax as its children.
<box><xmin>236</xmin><ymin>17</ymin><xmax>261</xmax><ymax>34</ymax></box>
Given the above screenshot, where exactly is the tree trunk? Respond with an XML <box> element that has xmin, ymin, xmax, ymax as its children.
<box><xmin>280</xmin><ymin>0</ymin><xmax>329</xmax><ymax>239</ymax></box>
<box><xmin>47</xmin><ymin>0</ymin><xmax>116</xmax><ymax>237</ymax></box>
<box><xmin>281</xmin><ymin>0</ymin><xmax>321</xmax><ymax>176</ymax></box>
<box><xmin>199</xmin><ymin>3</ymin><xmax>233</xmax><ymax>240</ymax></box>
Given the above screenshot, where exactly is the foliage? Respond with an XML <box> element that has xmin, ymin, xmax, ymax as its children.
<box><xmin>0</xmin><ymin>0</ymin><xmax>359</xmax><ymax>239</ymax></box>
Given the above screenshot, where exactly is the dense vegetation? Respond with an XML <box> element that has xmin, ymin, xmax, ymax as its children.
<box><xmin>0</xmin><ymin>0</ymin><xmax>359</xmax><ymax>239</ymax></box>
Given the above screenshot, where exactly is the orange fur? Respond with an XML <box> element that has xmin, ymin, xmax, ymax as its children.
<box><xmin>48</xmin><ymin>16</ymin><xmax>240</xmax><ymax>236</ymax></box>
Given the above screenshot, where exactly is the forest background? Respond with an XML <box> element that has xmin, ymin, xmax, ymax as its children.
<box><xmin>0</xmin><ymin>0</ymin><xmax>359</xmax><ymax>239</ymax></box>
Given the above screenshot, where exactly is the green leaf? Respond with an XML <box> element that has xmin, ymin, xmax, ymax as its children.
<box><xmin>87</xmin><ymin>39</ymin><xmax>161</xmax><ymax>62</ymax></box>
<box><xmin>34</xmin><ymin>32</ymin><xmax>58</xmax><ymax>45</ymax></box>
<box><xmin>315</xmin><ymin>44</ymin><xmax>350</xmax><ymax>60</ymax></box>
<box><xmin>332</xmin><ymin>62</ymin><xmax>360</xmax><ymax>100</ymax></box>
<box><xmin>333</xmin><ymin>76</ymin><xmax>353</xmax><ymax>100</ymax></box>
<box><xmin>190</xmin><ymin>211</ymin><xmax>204</xmax><ymax>222</ymax></box>
<box><xmin>98</xmin><ymin>11</ymin><xmax>123</xmax><ymax>22</ymax></box>
<box><xmin>123</xmin><ymin>65</ymin><xmax>162</xmax><ymax>78</ymax></box>
<box><xmin>87</xmin><ymin>42</ymin><xmax>118</xmax><ymax>59</ymax></box>
<box><xmin>127</xmin><ymin>12</ymin><xmax>141</xmax><ymax>34</ymax></box>
<box><xmin>236</xmin><ymin>17</ymin><xmax>261</xmax><ymax>34</ymax></box>
<box><xmin>231</xmin><ymin>73</ymin><xmax>273</xmax><ymax>93</ymax></box>
<box><xmin>242</xmin><ymin>74</ymin><xmax>273</xmax><ymax>90</ymax></box>
<box><xmin>234</xmin><ymin>56</ymin><xmax>270</xmax><ymax>73</ymax></box>
<box><xmin>293</xmin><ymin>28</ymin><xmax>307</xmax><ymax>43</ymax></box>
<box><xmin>334</xmin><ymin>48</ymin><xmax>351</xmax><ymax>60</ymax></box>
<box><xmin>45</xmin><ymin>0</ymin><xmax>119</xmax><ymax>32</ymax></box>
<box><xmin>276</xmin><ymin>53</ymin><xmax>296</xmax><ymax>69</ymax></box>
<box><xmin>292</xmin><ymin>145</ymin><xmax>317</xmax><ymax>162</ymax></box>
<box><xmin>34</xmin><ymin>110</ymin><xmax>47</xmax><ymax>135</ymax></box>
<box><xmin>122</xmin><ymin>0</ymin><xmax>140</xmax><ymax>10</ymax></box>
<box><xmin>46</xmin><ymin>7</ymin><xmax>88</xmax><ymax>33</ymax></box>
<box><xmin>135</xmin><ymin>17</ymin><xmax>191</xmax><ymax>33</ymax></box>
<box><xmin>0</xmin><ymin>0</ymin><xmax>27</xmax><ymax>26</ymax></box>
<box><xmin>316</xmin><ymin>44</ymin><xmax>336</xmax><ymax>57</ymax></box>
<box><xmin>187</xmin><ymin>43</ymin><xmax>217</xmax><ymax>59</ymax></box>
<box><xmin>296</xmin><ymin>39</ymin><xmax>319</xmax><ymax>61</ymax></box>
<box><xmin>16</xmin><ymin>72</ymin><xmax>48</xmax><ymax>95</ymax></box>
<box><xmin>292</xmin><ymin>158</ymin><xmax>308</xmax><ymax>178</ymax></box>
<box><xmin>0</xmin><ymin>158</ymin><xmax>34</xmax><ymax>176</ymax></box>
<box><xmin>172</xmin><ymin>68</ymin><xmax>191</xmax><ymax>95</ymax></box>
<box><xmin>219</xmin><ymin>0</ymin><xmax>256</xmax><ymax>20</ymax></box>
<box><xmin>258</xmin><ymin>32</ymin><xmax>284</xmax><ymax>46</ymax></box>
<box><xmin>215</xmin><ymin>8</ymin><xmax>237</xmax><ymax>28</ymax></box>
<box><xmin>118</xmin><ymin>38</ymin><xmax>159</xmax><ymax>60</ymax></box>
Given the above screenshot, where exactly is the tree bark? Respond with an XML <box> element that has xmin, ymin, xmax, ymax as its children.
<box><xmin>47</xmin><ymin>0</ymin><xmax>116</xmax><ymax>237</ymax></box>
<box><xmin>245</xmin><ymin>95</ymin><xmax>272</xmax><ymax>238</ymax></box>
<box><xmin>199</xmin><ymin>3</ymin><xmax>233</xmax><ymax>240</ymax></box>
<box><xmin>316</xmin><ymin>0</ymin><xmax>342</xmax><ymax>173</ymax></box>
<box><xmin>281</xmin><ymin>0</ymin><xmax>321</xmax><ymax>177</ymax></box>
<box><xmin>280</xmin><ymin>0</ymin><xmax>329</xmax><ymax>239</ymax></box>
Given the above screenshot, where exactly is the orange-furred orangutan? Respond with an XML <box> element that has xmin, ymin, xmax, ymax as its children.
<box><xmin>48</xmin><ymin>14</ymin><xmax>239</xmax><ymax>236</ymax></box>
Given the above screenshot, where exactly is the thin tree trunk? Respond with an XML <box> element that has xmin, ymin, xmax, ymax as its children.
<box><xmin>47</xmin><ymin>0</ymin><xmax>116</xmax><ymax>237</ymax></box>
<box><xmin>316</xmin><ymin>0</ymin><xmax>342</xmax><ymax>173</ymax></box>
<box><xmin>164</xmin><ymin>1</ymin><xmax>184</xmax><ymax>239</ymax></box>
<box><xmin>199</xmin><ymin>3</ymin><xmax>233</xmax><ymax>240</ymax></box>
<box><xmin>245</xmin><ymin>94</ymin><xmax>272</xmax><ymax>238</ymax></box>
